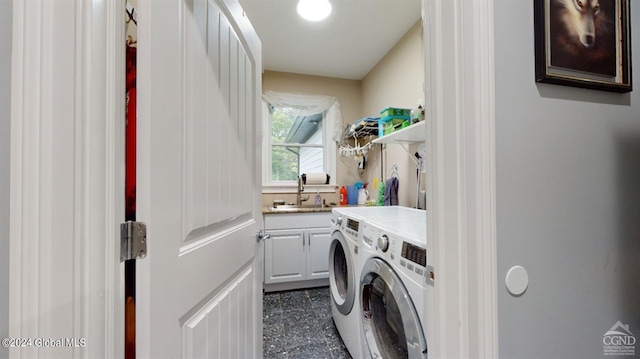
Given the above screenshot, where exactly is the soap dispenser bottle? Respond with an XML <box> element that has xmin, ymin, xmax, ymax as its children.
<box><xmin>315</xmin><ymin>191</ymin><xmax>321</xmax><ymax>206</ymax></box>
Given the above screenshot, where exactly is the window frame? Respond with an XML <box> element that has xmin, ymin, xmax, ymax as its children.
<box><xmin>262</xmin><ymin>101</ymin><xmax>337</xmax><ymax>193</ymax></box>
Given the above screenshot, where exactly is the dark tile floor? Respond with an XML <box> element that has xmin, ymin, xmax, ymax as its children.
<box><xmin>263</xmin><ymin>286</ymin><xmax>353</xmax><ymax>359</ymax></box>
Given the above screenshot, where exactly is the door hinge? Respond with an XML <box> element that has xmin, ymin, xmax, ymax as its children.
<box><xmin>120</xmin><ymin>221</ymin><xmax>147</xmax><ymax>262</ymax></box>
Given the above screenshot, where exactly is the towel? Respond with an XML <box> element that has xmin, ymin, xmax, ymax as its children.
<box><xmin>301</xmin><ymin>172</ymin><xmax>330</xmax><ymax>185</ymax></box>
<box><xmin>376</xmin><ymin>181</ymin><xmax>386</xmax><ymax>206</ymax></box>
<box><xmin>384</xmin><ymin>177</ymin><xmax>399</xmax><ymax>206</ymax></box>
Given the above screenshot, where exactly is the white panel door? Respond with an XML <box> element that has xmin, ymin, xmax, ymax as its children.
<box><xmin>136</xmin><ymin>0</ymin><xmax>263</xmax><ymax>357</ymax></box>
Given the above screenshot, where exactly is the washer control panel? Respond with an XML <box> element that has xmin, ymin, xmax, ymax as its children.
<box><xmin>377</xmin><ymin>234</ymin><xmax>389</xmax><ymax>252</ymax></box>
<box><xmin>401</xmin><ymin>241</ymin><xmax>426</xmax><ymax>267</ymax></box>
<box><xmin>332</xmin><ymin>214</ymin><xmax>361</xmax><ymax>239</ymax></box>
<box><xmin>343</xmin><ymin>218</ymin><xmax>360</xmax><ymax>238</ymax></box>
<box><xmin>363</xmin><ymin>222</ymin><xmax>427</xmax><ymax>283</ymax></box>
<box><xmin>331</xmin><ymin>215</ymin><xmax>342</xmax><ymax>227</ymax></box>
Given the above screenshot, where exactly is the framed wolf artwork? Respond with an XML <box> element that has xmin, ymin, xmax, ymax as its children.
<box><xmin>534</xmin><ymin>0</ymin><xmax>632</xmax><ymax>93</ymax></box>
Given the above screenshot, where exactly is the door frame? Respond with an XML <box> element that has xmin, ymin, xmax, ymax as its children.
<box><xmin>9</xmin><ymin>0</ymin><xmax>124</xmax><ymax>357</ymax></box>
<box><xmin>422</xmin><ymin>0</ymin><xmax>498</xmax><ymax>357</ymax></box>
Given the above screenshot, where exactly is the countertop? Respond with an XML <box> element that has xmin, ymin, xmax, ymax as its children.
<box><xmin>262</xmin><ymin>204</ymin><xmax>367</xmax><ymax>215</ymax></box>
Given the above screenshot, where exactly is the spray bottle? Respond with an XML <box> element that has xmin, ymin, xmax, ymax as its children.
<box><xmin>411</xmin><ymin>99</ymin><xmax>425</xmax><ymax>124</ymax></box>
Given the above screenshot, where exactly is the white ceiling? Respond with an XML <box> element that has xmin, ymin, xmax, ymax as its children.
<box><xmin>237</xmin><ymin>0</ymin><xmax>422</xmax><ymax>80</ymax></box>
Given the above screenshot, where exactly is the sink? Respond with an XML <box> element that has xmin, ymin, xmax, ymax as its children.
<box><xmin>267</xmin><ymin>204</ymin><xmax>332</xmax><ymax>212</ymax></box>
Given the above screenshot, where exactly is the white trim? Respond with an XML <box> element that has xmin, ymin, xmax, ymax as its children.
<box><xmin>9</xmin><ymin>1</ymin><xmax>28</xmax><ymax>349</ymax></box>
<box><xmin>9</xmin><ymin>1</ymin><xmax>124</xmax><ymax>358</ymax></box>
<box><xmin>423</xmin><ymin>0</ymin><xmax>498</xmax><ymax>358</ymax></box>
<box><xmin>323</xmin><ymin>109</ymin><xmax>337</xmax><ymax>186</ymax></box>
<box><xmin>103</xmin><ymin>1</ymin><xmax>127</xmax><ymax>357</ymax></box>
<box><xmin>135</xmin><ymin>0</ymin><xmax>152</xmax><ymax>355</ymax></box>
<box><xmin>472</xmin><ymin>1</ymin><xmax>499</xmax><ymax>357</ymax></box>
<box><xmin>261</xmin><ymin>98</ymin><xmax>337</xmax><ymax>187</ymax></box>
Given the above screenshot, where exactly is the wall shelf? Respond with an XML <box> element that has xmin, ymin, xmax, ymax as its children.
<box><xmin>373</xmin><ymin>120</ymin><xmax>425</xmax><ymax>167</ymax></box>
<box><xmin>372</xmin><ymin>120</ymin><xmax>425</xmax><ymax>144</ymax></box>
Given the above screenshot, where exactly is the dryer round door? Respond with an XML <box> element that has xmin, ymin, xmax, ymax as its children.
<box><xmin>329</xmin><ymin>231</ymin><xmax>356</xmax><ymax>315</ymax></box>
<box><xmin>360</xmin><ymin>257</ymin><xmax>427</xmax><ymax>359</ymax></box>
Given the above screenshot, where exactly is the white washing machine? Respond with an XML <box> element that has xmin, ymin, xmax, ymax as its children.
<box><xmin>359</xmin><ymin>215</ymin><xmax>428</xmax><ymax>358</ymax></box>
<box><xmin>329</xmin><ymin>207</ymin><xmax>365</xmax><ymax>359</ymax></box>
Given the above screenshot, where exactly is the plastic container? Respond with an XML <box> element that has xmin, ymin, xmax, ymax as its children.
<box><xmin>340</xmin><ymin>186</ymin><xmax>347</xmax><ymax>205</ymax></box>
<box><xmin>347</xmin><ymin>185</ymin><xmax>358</xmax><ymax>205</ymax></box>
<box><xmin>315</xmin><ymin>191</ymin><xmax>321</xmax><ymax>206</ymax></box>
<box><xmin>411</xmin><ymin>104</ymin><xmax>424</xmax><ymax>123</ymax></box>
<box><xmin>379</xmin><ymin>116</ymin><xmax>410</xmax><ymax>137</ymax></box>
<box><xmin>380</xmin><ymin>107</ymin><xmax>411</xmax><ymax>118</ymax></box>
<box><xmin>357</xmin><ymin>189</ymin><xmax>369</xmax><ymax>205</ymax></box>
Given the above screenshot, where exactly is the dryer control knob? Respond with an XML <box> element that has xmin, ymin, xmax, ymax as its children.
<box><xmin>377</xmin><ymin>235</ymin><xmax>389</xmax><ymax>252</ymax></box>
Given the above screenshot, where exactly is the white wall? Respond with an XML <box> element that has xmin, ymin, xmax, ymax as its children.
<box><xmin>495</xmin><ymin>2</ymin><xmax>640</xmax><ymax>358</ymax></box>
<box><xmin>0</xmin><ymin>0</ymin><xmax>11</xmax><ymax>357</ymax></box>
<box><xmin>362</xmin><ymin>20</ymin><xmax>424</xmax><ymax>207</ymax></box>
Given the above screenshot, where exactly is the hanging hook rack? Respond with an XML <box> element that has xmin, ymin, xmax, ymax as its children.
<box><xmin>388</xmin><ymin>164</ymin><xmax>399</xmax><ymax>178</ymax></box>
<box><xmin>339</xmin><ymin>137</ymin><xmax>373</xmax><ymax>159</ymax></box>
<box><xmin>338</xmin><ymin>120</ymin><xmax>376</xmax><ymax>160</ymax></box>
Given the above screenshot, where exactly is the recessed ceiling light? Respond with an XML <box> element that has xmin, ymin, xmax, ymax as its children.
<box><xmin>297</xmin><ymin>0</ymin><xmax>332</xmax><ymax>22</ymax></box>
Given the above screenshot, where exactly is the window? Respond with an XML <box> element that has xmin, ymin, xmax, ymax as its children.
<box><xmin>270</xmin><ymin>107</ymin><xmax>324</xmax><ymax>181</ymax></box>
<box><xmin>262</xmin><ymin>91</ymin><xmax>340</xmax><ymax>191</ymax></box>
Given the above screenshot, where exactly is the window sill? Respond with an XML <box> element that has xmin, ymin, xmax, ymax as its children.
<box><xmin>262</xmin><ymin>184</ymin><xmax>337</xmax><ymax>194</ymax></box>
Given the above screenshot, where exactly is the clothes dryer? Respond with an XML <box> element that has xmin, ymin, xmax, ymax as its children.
<box><xmin>359</xmin><ymin>216</ymin><xmax>428</xmax><ymax>358</ymax></box>
<box><xmin>330</xmin><ymin>206</ymin><xmax>427</xmax><ymax>358</ymax></box>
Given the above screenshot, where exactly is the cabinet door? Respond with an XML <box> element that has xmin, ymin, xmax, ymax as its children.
<box><xmin>307</xmin><ymin>228</ymin><xmax>332</xmax><ymax>280</ymax></box>
<box><xmin>264</xmin><ymin>229</ymin><xmax>306</xmax><ymax>284</ymax></box>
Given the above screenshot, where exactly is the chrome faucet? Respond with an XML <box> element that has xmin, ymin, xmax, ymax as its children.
<box><xmin>297</xmin><ymin>176</ymin><xmax>310</xmax><ymax>205</ymax></box>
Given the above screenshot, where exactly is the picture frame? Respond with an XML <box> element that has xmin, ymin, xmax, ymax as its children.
<box><xmin>534</xmin><ymin>0</ymin><xmax>632</xmax><ymax>93</ymax></box>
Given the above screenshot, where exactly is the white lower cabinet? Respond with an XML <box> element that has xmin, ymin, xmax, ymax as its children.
<box><xmin>306</xmin><ymin>228</ymin><xmax>332</xmax><ymax>280</ymax></box>
<box><xmin>263</xmin><ymin>212</ymin><xmax>332</xmax><ymax>285</ymax></box>
<box><xmin>264</xmin><ymin>229</ymin><xmax>306</xmax><ymax>283</ymax></box>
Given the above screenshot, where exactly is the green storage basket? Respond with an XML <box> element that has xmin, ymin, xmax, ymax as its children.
<box><xmin>380</xmin><ymin>107</ymin><xmax>411</xmax><ymax>118</ymax></box>
<box><xmin>379</xmin><ymin>116</ymin><xmax>410</xmax><ymax>137</ymax></box>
